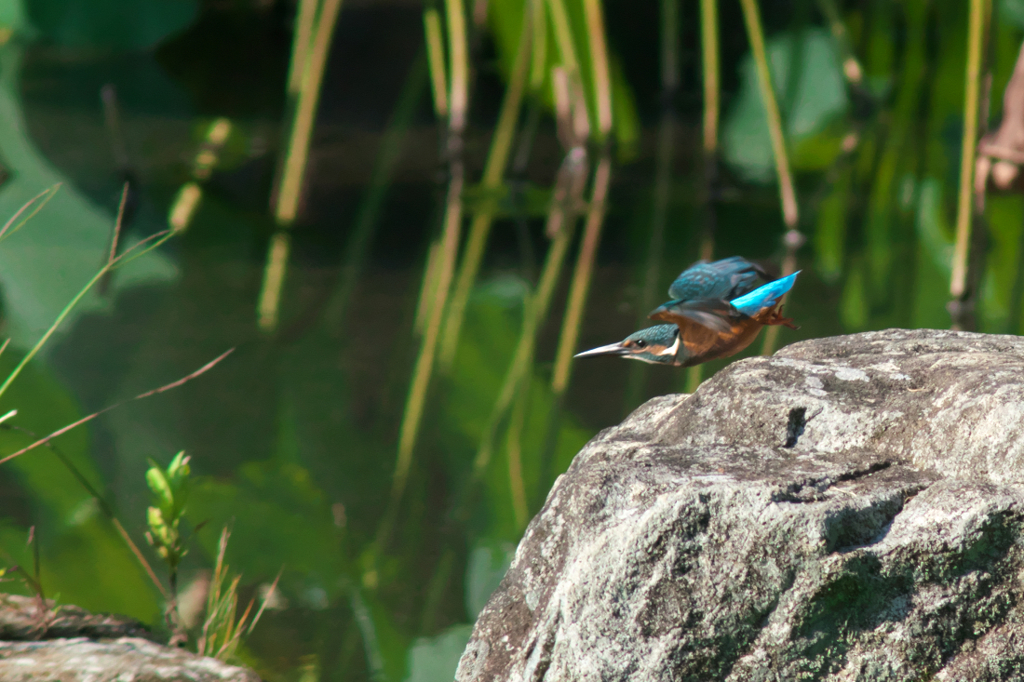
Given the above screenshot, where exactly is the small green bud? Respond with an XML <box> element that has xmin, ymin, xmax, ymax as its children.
<box><xmin>145</xmin><ymin>464</ymin><xmax>173</xmax><ymax>506</ymax></box>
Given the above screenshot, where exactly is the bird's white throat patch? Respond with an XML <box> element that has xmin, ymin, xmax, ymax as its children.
<box><xmin>657</xmin><ymin>333</ymin><xmax>681</xmax><ymax>357</ymax></box>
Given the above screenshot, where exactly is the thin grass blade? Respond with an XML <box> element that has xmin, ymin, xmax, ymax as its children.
<box><xmin>0</xmin><ymin>185</ymin><xmax>60</xmax><ymax>244</ymax></box>
<box><xmin>0</xmin><ymin>349</ymin><xmax>233</xmax><ymax>466</ymax></box>
<box><xmin>0</xmin><ymin>228</ymin><xmax>172</xmax><ymax>407</ymax></box>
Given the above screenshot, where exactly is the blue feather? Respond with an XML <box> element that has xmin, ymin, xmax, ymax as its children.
<box><xmin>730</xmin><ymin>272</ymin><xmax>800</xmax><ymax>315</ymax></box>
<box><xmin>667</xmin><ymin>257</ymin><xmax>768</xmax><ymax>302</ymax></box>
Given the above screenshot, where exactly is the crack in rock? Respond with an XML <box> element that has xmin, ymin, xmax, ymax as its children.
<box><xmin>783</xmin><ymin>407</ymin><xmax>807</xmax><ymax>448</ymax></box>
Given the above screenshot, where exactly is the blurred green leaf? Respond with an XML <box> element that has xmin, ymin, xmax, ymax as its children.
<box><xmin>463</xmin><ymin>182</ymin><xmax>554</xmax><ymax>220</ymax></box>
<box><xmin>0</xmin><ymin>46</ymin><xmax>176</xmax><ymax>351</ymax></box>
<box><xmin>445</xmin><ymin>295</ymin><xmax>593</xmax><ymax>542</ymax></box>
<box><xmin>0</xmin><ymin>349</ymin><xmax>160</xmax><ymax>622</ymax></box>
<box><xmin>278</xmin><ymin>330</ymin><xmax>388</xmax><ymax>543</ymax></box>
<box><xmin>908</xmin><ymin>182</ymin><xmax>955</xmax><ymax>330</ymax></box>
<box><xmin>465</xmin><ymin>541</ymin><xmax>514</xmax><ymax>619</ymax></box>
<box><xmin>0</xmin><ymin>0</ymin><xmax>30</xmax><ymax>35</ymax></box>
<box><xmin>913</xmin><ymin>177</ymin><xmax>953</xmax><ymax>275</ymax></box>
<box><xmin>189</xmin><ymin>458</ymin><xmax>345</xmax><ymax>587</ymax></box>
<box><xmin>609</xmin><ymin>55</ymin><xmax>640</xmax><ymax>160</ymax></box>
<box><xmin>349</xmin><ymin>583</ymin><xmax>410</xmax><ymax>682</ymax></box>
<box><xmin>1000</xmin><ymin>0</ymin><xmax>1024</xmax><ymax>28</ymax></box>
<box><xmin>487</xmin><ymin>0</ymin><xmax>640</xmax><ymax>150</ymax></box>
<box><xmin>26</xmin><ymin>0</ymin><xmax>198</xmax><ymax>49</ymax></box>
<box><xmin>404</xmin><ymin>624</ymin><xmax>472</xmax><ymax>682</ymax></box>
<box><xmin>980</xmin><ymin>195</ymin><xmax>1024</xmax><ymax>331</ymax></box>
<box><xmin>722</xmin><ymin>28</ymin><xmax>849</xmax><ymax>182</ymax></box>
<box><xmin>840</xmin><ymin>260</ymin><xmax>868</xmax><ymax>331</ymax></box>
<box><xmin>814</xmin><ymin>166</ymin><xmax>851</xmax><ymax>283</ymax></box>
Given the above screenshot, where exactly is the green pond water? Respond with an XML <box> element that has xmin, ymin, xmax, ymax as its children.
<box><xmin>0</xmin><ymin>1</ymin><xmax>1021</xmax><ymax>680</ymax></box>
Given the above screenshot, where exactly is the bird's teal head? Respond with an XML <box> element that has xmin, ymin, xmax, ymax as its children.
<box><xmin>574</xmin><ymin>324</ymin><xmax>681</xmax><ymax>365</ymax></box>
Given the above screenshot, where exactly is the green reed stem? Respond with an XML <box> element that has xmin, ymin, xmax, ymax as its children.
<box><xmin>506</xmin><ymin>371</ymin><xmax>531</xmax><ymax>531</ymax></box>
<box><xmin>550</xmin><ymin>66</ymin><xmax>573</xmax><ymax>147</ymax></box>
<box><xmin>414</xmin><ymin>240</ymin><xmax>442</xmax><ymax>335</ymax></box>
<box><xmin>581</xmin><ymin>0</ymin><xmax>612</xmax><ymax>138</ymax></box>
<box><xmin>548</xmin><ymin>0</ymin><xmax>615</xmax><ymax>394</ymax></box>
<box><xmin>700</xmin><ymin>0</ymin><xmax>718</xmax><ymax>159</ymax></box>
<box><xmin>530</xmin><ymin>0</ymin><xmax>548</xmax><ymax>91</ymax></box>
<box><xmin>950</xmin><ymin>0</ymin><xmax>987</xmax><ymax>305</ymax></box>
<box><xmin>478</xmin><ymin>145</ymin><xmax>586</xmax><ymax>525</ymax></box>
<box><xmin>439</xmin><ymin>7</ymin><xmax>533</xmax><ymax>368</ymax></box>
<box><xmin>288</xmin><ymin>0</ymin><xmax>320</xmax><ymax>96</ymax></box>
<box><xmin>739</xmin><ymin>0</ymin><xmax>799</xmax><ymax>355</ymax></box>
<box><xmin>257</xmin><ymin>232</ymin><xmax>290</xmax><ymax>332</ymax></box>
<box><xmin>551</xmin><ymin>154</ymin><xmax>612</xmax><ymax>395</ymax></box>
<box><xmin>738</xmin><ymin>0</ymin><xmax>797</xmax><ymax>229</ymax></box>
<box><xmin>545</xmin><ymin>0</ymin><xmax>581</xmax><ymax>76</ymax></box>
<box><xmin>258</xmin><ymin>0</ymin><xmax>344</xmax><ymax>333</ymax></box>
<box><xmin>424</xmin><ymin>9</ymin><xmax>449</xmax><ymax>119</ymax></box>
<box><xmin>865</xmin><ymin>1</ymin><xmax>926</xmax><ymax>294</ymax></box>
<box><xmin>683</xmin><ymin>0</ymin><xmax>720</xmax><ymax>393</ymax></box>
<box><xmin>382</xmin><ymin>166</ymin><xmax>463</xmax><ymax>549</ymax></box>
<box><xmin>446</xmin><ymin>0</ymin><xmax>469</xmax><ymax>134</ymax></box>
<box><xmin>280</xmin><ymin>0</ymin><xmax>343</xmax><ymax>222</ymax></box>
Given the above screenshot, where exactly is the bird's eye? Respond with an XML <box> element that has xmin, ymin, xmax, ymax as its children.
<box><xmin>634</xmin><ymin>340</ymin><xmax>647</xmax><ymax>349</ymax></box>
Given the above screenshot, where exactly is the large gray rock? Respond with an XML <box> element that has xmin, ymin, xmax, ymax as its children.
<box><xmin>456</xmin><ymin>329</ymin><xmax>1024</xmax><ymax>681</ymax></box>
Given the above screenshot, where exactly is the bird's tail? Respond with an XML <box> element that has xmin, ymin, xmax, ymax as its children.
<box><xmin>730</xmin><ymin>272</ymin><xmax>800</xmax><ymax>316</ymax></box>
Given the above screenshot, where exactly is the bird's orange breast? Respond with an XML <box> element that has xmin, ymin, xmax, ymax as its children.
<box><xmin>678</xmin><ymin>316</ymin><xmax>765</xmax><ymax>367</ymax></box>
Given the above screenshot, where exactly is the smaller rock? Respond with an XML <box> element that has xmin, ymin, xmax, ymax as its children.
<box><xmin>0</xmin><ymin>594</ymin><xmax>151</xmax><ymax>641</ymax></box>
<box><xmin>0</xmin><ymin>637</ymin><xmax>260</xmax><ymax>682</ymax></box>
<box><xmin>0</xmin><ymin>594</ymin><xmax>261</xmax><ymax>682</ymax></box>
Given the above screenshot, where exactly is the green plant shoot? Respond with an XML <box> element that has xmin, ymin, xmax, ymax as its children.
<box><xmin>145</xmin><ymin>451</ymin><xmax>191</xmax><ymax>584</ymax></box>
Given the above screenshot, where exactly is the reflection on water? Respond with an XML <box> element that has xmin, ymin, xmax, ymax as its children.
<box><xmin>0</xmin><ymin>1</ymin><xmax>1018</xmax><ymax>680</ymax></box>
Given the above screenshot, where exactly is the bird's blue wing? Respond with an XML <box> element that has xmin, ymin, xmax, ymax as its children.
<box><xmin>667</xmin><ymin>256</ymin><xmax>769</xmax><ymax>302</ymax></box>
<box><xmin>730</xmin><ymin>272</ymin><xmax>800</xmax><ymax>316</ymax></box>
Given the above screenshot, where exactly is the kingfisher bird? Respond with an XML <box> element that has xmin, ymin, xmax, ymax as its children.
<box><xmin>574</xmin><ymin>257</ymin><xmax>800</xmax><ymax>367</ymax></box>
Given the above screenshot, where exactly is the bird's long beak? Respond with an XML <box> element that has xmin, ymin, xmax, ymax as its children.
<box><xmin>574</xmin><ymin>341</ymin><xmax>630</xmax><ymax>358</ymax></box>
